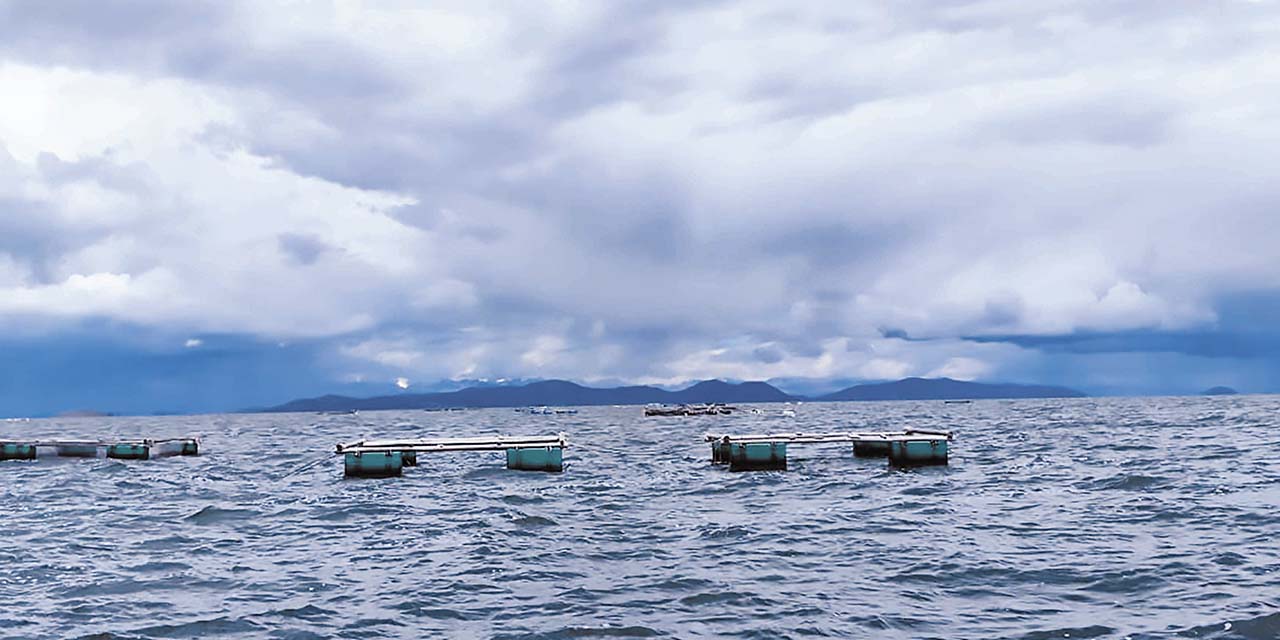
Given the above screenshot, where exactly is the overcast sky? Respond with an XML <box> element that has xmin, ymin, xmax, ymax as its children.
<box><xmin>2</xmin><ymin>0</ymin><xmax>1279</xmax><ymax>414</ymax></box>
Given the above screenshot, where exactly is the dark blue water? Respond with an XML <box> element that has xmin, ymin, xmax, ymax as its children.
<box><xmin>1</xmin><ymin>397</ymin><xmax>1278</xmax><ymax>639</ymax></box>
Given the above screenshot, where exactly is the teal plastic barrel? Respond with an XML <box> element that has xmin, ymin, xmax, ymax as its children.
<box><xmin>344</xmin><ymin>451</ymin><xmax>403</xmax><ymax>478</ymax></box>
<box><xmin>0</xmin><ymin>443</ymin><xmax>37</xmax><ymax>461</ymax></box>
<box><xmin>179</xmin><ymin>439</ymin><xmax>199</xmax><ymax>456</ymax></box>
<box><xmin>107</xmin><ymin>444</ymin><xmax>150</xmax><ymax>460</ymax></box>
<box><xmin>728</xmin><ymin>442</ymin><xmax>787</xmax><ymax>471</ymax></box>
<box><xmin>888</xmin><ymin>439</ymin><xmax>948</xmax><ymax>466</ymax></box>
<box><xmin>56</xmin><ymin>444</ymin><xmax>99</xmax><ymax>458</ymax></box>
<box><xmin>506</xmin><ymin>447</ymin><xmax>563</xmax><ymax>472</ymax></box>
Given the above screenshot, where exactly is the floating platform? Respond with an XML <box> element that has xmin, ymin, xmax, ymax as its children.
<box><xmin>336</xmin><ymin>433</ymin><xmax>568</xmax><ymax>478</ymax></box>
<box><xmin>514</xmin><ymin>406</ymin><xmax>579</xmax><ymax>415</ymax></box>
<box><xmin>704</xmin><ymin>430</ymin><xmax>952</xmax><ymax>471</ymax></box>
<box><xmin>645</xmin><ymin>403</ymin><xmax>736</xmax><ymax>417</ymax></box>
<box><xmin>0</xmin><ymin>437</ymin><xmax>200</xmax><ymax>462</ymax></box>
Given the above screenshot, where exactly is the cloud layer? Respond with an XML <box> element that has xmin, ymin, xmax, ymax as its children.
<box><xmin>2</xmin><ymin>1</ymin><xmax>1279</xmax><ymax>411</ymax></box>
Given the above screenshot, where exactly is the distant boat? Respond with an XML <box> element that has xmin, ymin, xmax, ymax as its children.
<box><xmin>943</xmin><ymin>400</ymin><xmax>972</xmax><ymax>405</ymax></box>
<box><xmin>318</xmin><ymin>409</ymin><xmax>359</xmax><ymax>416</ymax></box>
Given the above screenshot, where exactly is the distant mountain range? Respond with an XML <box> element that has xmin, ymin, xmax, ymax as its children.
<box><xmin>262</xmin><ymin>377</ymin><xmax>1085</xmax><ymax>413</ymax></box>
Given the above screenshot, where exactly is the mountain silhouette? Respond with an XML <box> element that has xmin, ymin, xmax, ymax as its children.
<box><xmin>1201</xmin><ymin>386</ymin><xmax>1239</xmax><ymax>396</ymax></box>
<box><xmin>819</xmin><ymin>377</ymin><xmax>1085</xmax><ymax>401</ymax></box>
<box><xmin>264</xmin><ymin>376</ymin><xmax>1086</xmax><ymax>412</ymax></box>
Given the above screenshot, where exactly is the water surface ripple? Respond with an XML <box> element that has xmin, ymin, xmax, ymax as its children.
<box><xmin>2</xmin><ymin>397</ymin><xmax>1279</xmax><ymax>638</ymax></box>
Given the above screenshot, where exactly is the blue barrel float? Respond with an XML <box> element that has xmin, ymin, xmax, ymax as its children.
<box><xmin>853</xmin><ymin>440</ymin><xmax>890</xmax><ymax>458</ymax></box>
<box><xmin>344</xmin><ymin>451</ymin><xmax>403</xmax><ymax>478</ymax></box>
<box><xmin>728</xmin><ymin>442</ymin><xmax>787</xmax><ymax>471</ymax></box>
<box><xmin>154</xmin><ymin>438</ymin><xmax>200</xmax><ymax>457</ymax></box>
<box><xmin>57</xmin><ymin>444</ymin><xmax>99</xmax><ymax>458</ymax></box>
<box><xmin>0</xmin><ymin>443</ymin><xmax>37</xmax><ymax>460</ymax></box>
<box><xmin>107</xmin><ymin>443</ymin><xmax>150</xmax><ymax>460</ymax></box>
<box><xmin>887</xmin><ymin>437</ymin><xmax>949</xmax><ymax>467</ymax></box>
<box><xmin>506</xmin><ymin>446</ymin><xmax>563</xmax><ymax>472</ymax></box>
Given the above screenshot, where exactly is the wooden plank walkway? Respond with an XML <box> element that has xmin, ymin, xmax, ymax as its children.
<box><xmin>0</xmin><ymin>437</ymin><xmax>198</xmax><ymax>447</ymax></box>
<box><xmin>703</xmin><ymin>429</ymin><xmax>952</xmax><ymax>444</ymax></box>
<box><xmin>336</xmin><ymin>433</ymin><xmax>567</xmax><ymax>454</ymax></box>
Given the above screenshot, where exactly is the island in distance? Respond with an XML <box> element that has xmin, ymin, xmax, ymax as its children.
<box><xmin>1201</xmin><ymin>386</ymin><xmax>1239</xmax><ymax>396</ymax></box>
<box><xmin>264</xmin><ymin>377</ymin><xmax>1086</xmax><ymax>413</ymax></box>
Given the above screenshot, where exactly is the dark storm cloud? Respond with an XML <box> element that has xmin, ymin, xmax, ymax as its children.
<box><xmin>0</xmin><ymin>195</ymin><xmax>73</xmax><ymax>281</ymax></box>
<box><xmin>0</xmin><ymin>0</ymin><xmax>232</xmax><ymax>70</ymax></box>
<box><xmin>276</xmin><ymin>233</ymin><xmax>330</xmax><ymax>266</ymax></box>
<box><xmin>0</xmin><ymin>327</ymin><xmax>342</xmax><ymax>416</ymax></box>
<box><xmin>752</xmin><ymin>344</ymin><xmax>785</xmax><ymax>364</ymax></box>
<box><xmin>970</xmin><ymin>292</ymin><xmax>1280</xmax><ymax>360</ymax></box>
<box><xmin>966</xmin><ymin>330</ymin><xmax>1280</xmax><ymax>360</ymax></box>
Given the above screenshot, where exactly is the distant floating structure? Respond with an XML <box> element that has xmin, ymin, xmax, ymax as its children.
<box><xmin>645</xmin><ymin>403</ymin><xmax>736</xmax><ymax>417</ymax></box>
<box><xmin>514</xmin><ymin>406</ymin><xmax>579</xmax><ymax>415</ymax></box>
<box><xmin>0</xmin><ymin>437</ymin><xmax>200</xmax><ymax>462</ymax></box>
<box><xmin>943</xmin><ymin>400</ymin><xmax>973</xmax><ymax>405</ymax></box>
<box><xmin>336</xmin><ymin>433</ymin><xmax>567</xmax><ymax>477</ymax></box>
<box><xmin>704</xmin><ymin>429</ymin><xmax>952</xmax><ymax>470</ymax></box>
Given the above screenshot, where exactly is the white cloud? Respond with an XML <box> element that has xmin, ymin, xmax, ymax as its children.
<box><xmin>2</xmin><ymin>2</ymin><xmax>1279</xmax><ymax>386</ymax></box>
<box><xmin>859</xmin><ymin>358</ymin><xmax>913</xmax><ymax>381</ymax></box>
<box><xmin>927</xmin><ymin>357</ymin><xmax>991</xmax><ymax>381</ymax></box>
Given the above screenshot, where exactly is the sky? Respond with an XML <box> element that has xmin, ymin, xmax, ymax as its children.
<box><xmin>2</xmin><ymin>0</ymin><xmax>1280</xmax><ymax>415</ymax></box>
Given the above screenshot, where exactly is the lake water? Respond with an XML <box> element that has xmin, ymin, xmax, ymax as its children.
<box><xmin>1</xmin><ymin>396</ymin><xmax>1278</xmax><ymax>639</ymax></box>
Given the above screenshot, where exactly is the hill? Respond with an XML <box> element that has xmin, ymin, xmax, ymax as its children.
<box><xmin>1201</xmin><ymin>386</ymin><xmax>1239</xmax><ymax>396</ymax></box>
<box><xmin>818</xmin><ymin>377</ymin><xmax>1086</xmax><ymax>401</ymax></box>
<box><xmin>263</xmin><ymin>376</ymin><xmax>1089</xmax><ymax>413</ymax></box>
<box><xmin>264</xmin><ymin>379</ymin><xmax>797</xmax><ymax>413</ymax></box>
